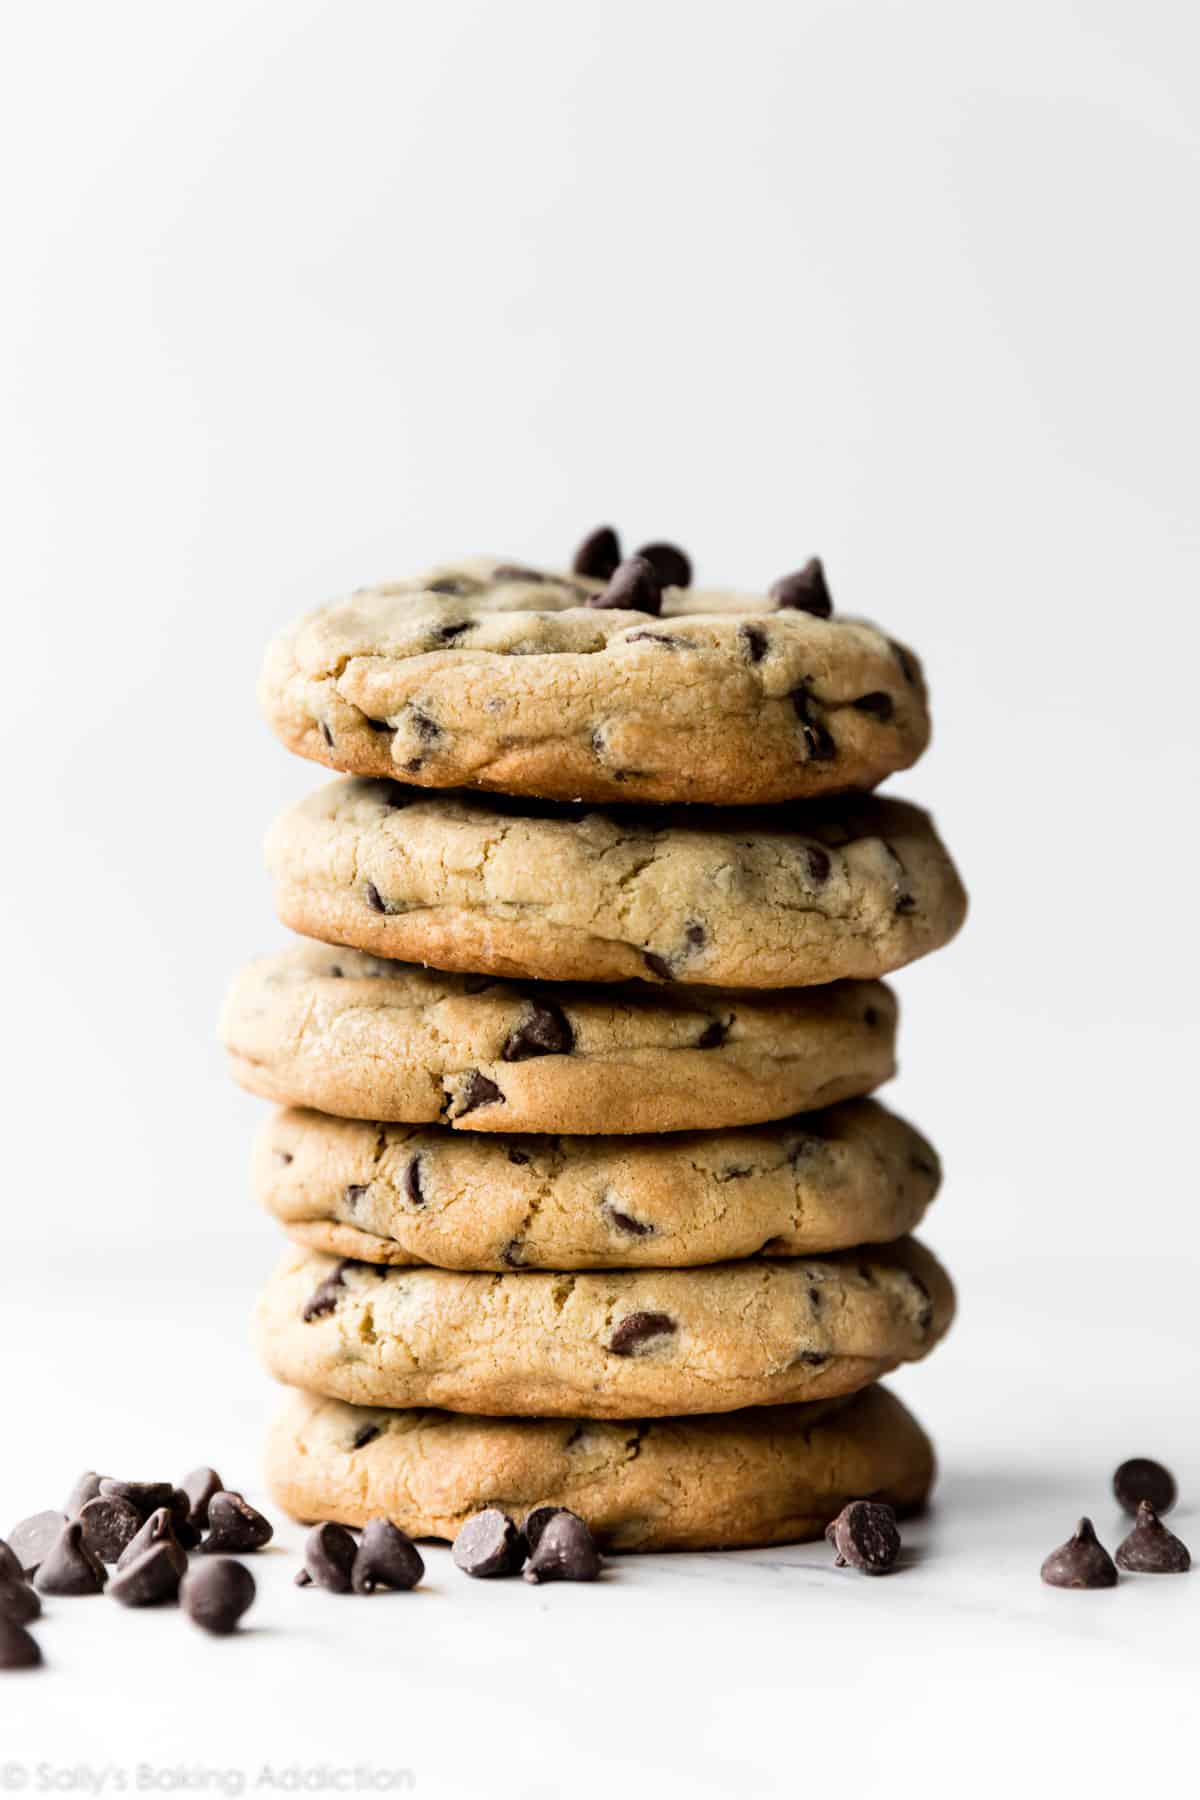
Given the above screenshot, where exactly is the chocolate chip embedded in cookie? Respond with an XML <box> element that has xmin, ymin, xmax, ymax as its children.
<box><xmin>258</xmin><ymin>556</ymin><xmax>931</xmax><ymax>805</ymax></box>
<box><xmin>255</xmin><ymin>1237</ymin><xmax>954</xmax><ymax>1418</ymax></box>
<box><xmin>267</xmin><ymin>781</ymin><xmax>966</xmax><ymax>989</ymax></box>
<box><xmin>222</xmin><ymin>940</ymin><xmax>898</xmax><ymax>1135</ymax></box>
<box><xmin>266</xmin><ymin>1383</ymin><xmax>935</xmax><ymax>1553</ymax></box>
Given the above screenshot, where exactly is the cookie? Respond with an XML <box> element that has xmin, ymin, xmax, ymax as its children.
<box><xmin>257</xmin><ymin>1098</ymin><xmax>940</xmax><ymax>1270</ymax></box>
<box><xmin>266</xmin><ymin>1382</ymin><xmax>935</xmax><ymax>1551</ymax></box>
<box><xmin>222</xmin><ymin>941</ymin><xmax>897</xmax><ymax>1134</ymax></box>
<box><xmin>259</xmin><ymin>557</ymin><xmax>930</xmax><ymax>806</ymax></box>
<box><xmin>256</xmin><ymin>1238</ymin><xmax>953</xmax><ymax>1417</ymax></box>
<box><xmin>267</xmin><ymin>780</ymin><xmax>966</xmax><ymax>988</ymax></box>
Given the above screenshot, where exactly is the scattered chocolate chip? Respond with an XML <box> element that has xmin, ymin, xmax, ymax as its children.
<box><xmin>7</xmin><ymin>1513</ymin><xmax>68</xmax><ymax>1577</ymax></box>
<box><xmin>770</xmin><ymin>558</ymin><xmax>832</xmax><ymax>617</ymax></box>
<box><xmin>1040</xmin><ymin>1517</ymin><xmax>1118</xmax><ymax>1589</ymax></box>
<box><xmin>0</xmin><ymin>1619</ymin><xmax>41</xmax><ymax>1669</ymax></box>
<box><xmin>98</xmin><ymin>1480</ymin><xmax>174</xmax><ymax>1523</ymax></box>
<box><xmin>456</xmin><ymin>1070</ymin><xmax>504</xmax><ymax>1115</ymax></box>
<box><xmin>364</xmin><ymin>881</ymin><xmax>387</xmax><ymax>914</ymax></box>
<box><xmin>1115</xmin><ymin>1502</ymin><xmax>1190</xmax><ymax>1574</ymax></box>
<box><xmin>180</xmin><ymin>1467</ymin><xmax>224</xmax><ymax>1533</ymax></box>
<box><xmin>427</xmin><ymin>576</ymin><xmax>476</xmax><ymax>597</ymax></box>
<box><xmin>852</xmin><ymin>691</ymin><xmax>895</xmax><ymax>722</ymax></box>
<box><xmin>301</xmin><ymin>1522</ymin><xmax>359</xmax><ymax>1593</ymax></box>
<box><xmin>116</xmin><ymin>1507</ymin><xmax>187</xmax><ymax>1577</ymax></box>
<box><xmin>303</xmin><ymin>1259</ymin><xmax>351</xmax><ymax>1322</ymax></box>
<box><xmin>573</xmin><ymin>526</ymin><xmax>622</xmax><ymax>580</ymax></box>
<box><xmin>202</xmin><ymin>1494</ymin><xmax>273</xmax><ymax>1556</ymax></box>
<box><xmin>588</xmin><ymin>555</ymin><xmax>662</xmax><ymax>615</ymax></box>
<box><xmin>522</xmin><ymin>1505</ymin><xmax>571</xmax><ymax>1555</ymax></box>
<box><xmin>351</xmin><ymin>1423</ymin><xmax>381</xmax><ymax>1451</ymax></box>
<box><xmin>603</xmin><ymin>1201</ymin><xmax>654</xmax><ymax>1237</ymax></box>
<box><xmin>110</xmin><ymin>1544</ymin><xmax>182</xmax><ymax>1608</ymax></box>
<box><xmin>64</xmin><ymin>1472</ymin><xmax>103</xmax><ymax>1518</ymax></box>
<box><xmin>608</xmin><ymin>1311</ymin><xmax>676</xmax><ymax>1356</ymax></box>
<box><xmin>1113</xmin><ymin>1457</ymin><xmax>1177</xmax><ymax>1516</ymax></box>
<box><xmin>634</xmin><ymin>541</ymin><xmax>691</xmax><ymax>589</ymax></box>
<box><xmin>452</xmin><ymin>1509</ymin><xmax>525</xmax><ymax>1579</ymax></box>
<box><xmin>319</xmin><ymin>722</ymin><xmax>334</xmax><ymax>747</ymax></box>
<box><xmin>801</xmin><ymin>844</ymin><xmax>832</xmax><ymax>884</ymax></box>
<box><xmin>181</xmin><ymin>1559</ymin><xmax>256</xmax><ymax>1635</ymax></box>
<box><xmin>492</xmin><ymin>564</ymin><xmax>547</xmax><ymax>584</ymax></box>
<box><xmin>696</xmin><ymin>1019</ymin><xmax>727</xmax><ymax>1049</ymax></box>
<box><xmin>740</xmin><ymin>624</ymin><xmax>768</xmax><ymax>663</ymax></box>
<box><xmin>791</xmin><ymin>689</ymin><xmax>837</xmax><ymax>761</ymax></box>
<box><xmin>525</xmin><ymin>1511</ymin><xmax>601</xmax><ymax>1584</ymax></box>
<box><xmin>825</xmin><ymin>1501</ymin><xmax>900</xmax><ymax>1574</ymax></box>
<box><xmin>0</xmin><ymin>1581</ymin><xmax>40</xmax><ymax>1626</ymax></box>
<box><xmin>403</xmin><ymin>1156</ymin><xmax>425</xmax><ymax>1206</ymax></box>
<box><xmin>78</xmin><ymin>1495</ymin><xmax>143</xmax><ymax>1565</ymax></box>
<box><xmin>352</xmin><ymin>1519</ymin><xmax>425</xmax><ymax>1594</ymax></box>
<box><xmin>503</xmin><ymin>1002</ymin><xmax>574</xmax><ymax>1061</ymax></box>
<box><xmin>0</xmin><ymin>1541</ymin><xmax>25</xmax><ymax>1585</ymax></box>
<box><xmin>642</xmin><ymin>951</ymin><xmax>673</xmax><ymax>980</ymax></box>
<box><xmin>33</xmin><ymin>1522</ymin><xmax>107</xmax><ymax>1595</ymax></box>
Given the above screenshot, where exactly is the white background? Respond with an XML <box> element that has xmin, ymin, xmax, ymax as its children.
<box><xmin>1</xmin><ymin>0</ymin><xmax>1198</xmax><ymax>1792</ymax></box>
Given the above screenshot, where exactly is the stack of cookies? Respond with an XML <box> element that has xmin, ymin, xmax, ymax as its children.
<box><xmin>222</xmin><ymin>533</ymin><xmax>966</xmax><ymax>1553</ymax></box>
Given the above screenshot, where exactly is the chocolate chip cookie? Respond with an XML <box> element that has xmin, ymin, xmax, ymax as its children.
<box><xmin>257</xmin><ymin>1098</ymin><xmax>940</xmax><ymax>1270</ymax></box>
<box><xmin>222</xmin><ymin>941</ymin><xmax>897</xmax><ymax>1134</ymax></box>
<box><xmin>256</xmin><ymin>1238</ymin><xmax>953</xmax><ymax>1417</ymax></box>
<box><xmin>266</xmin><ymin>1382</ymin><xmax>934</xmax><ymax>1551</ymax></box>
<box><xmin>267</xmin><ymin>780</ymin><xmax>966</xmax><ymax>988</ymax></box>
<box><xmin>259</xmin><ymin>558</ymin><xmax>930</xmax><ymax>806</ymax></box>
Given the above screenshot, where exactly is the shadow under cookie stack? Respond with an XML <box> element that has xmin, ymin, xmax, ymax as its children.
<box><xmin>223</xmin><ymin>528</ymin><xmax>966</xmax><ymax>1557</ymax></box>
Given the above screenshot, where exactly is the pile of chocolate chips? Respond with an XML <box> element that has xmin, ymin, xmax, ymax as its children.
<box><xmin>451</xmin><ymin>1505</ymin><xmax>601</xmax><ymax>1583</ymax></box>
<box><xmin>1040</xmin><ymin>1458</ymin><xmax>1190</xmax><ymax>1589</ymax></box>
<box><xmin>0</xmin><ymin>1464</ymin><xmax>269</xmax><ymax>1668</ymax></box>
<box><xmin>571</xmin><ymin>525</ymin><xmax>834</xmax><ymax>622</ymax></box>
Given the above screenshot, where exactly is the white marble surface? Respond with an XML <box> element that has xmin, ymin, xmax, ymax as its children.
<box><xmin>2</xmin><ymin>1239</ymin><xmax>1196</xmax><ymax>1799</ymax></box>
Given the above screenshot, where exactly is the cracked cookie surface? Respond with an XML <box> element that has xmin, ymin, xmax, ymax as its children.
<box><xmin>268</xmin><ymin>779</ymin><xmax>966</xmax><ymax>988</ymax></box>
<box><xmin>266</xmin><ymin>1383</ymin><xmax>934</xmax><ymax>1550</ymax></box>
<box><xmin>259</xmin><ymin>557</ymin><xmax>931</xmax><ymax>805</ymax></box>
<box><xmin>256</xmin><ymin>1238</ymin><xmax>953</xmax><ymax>1417</ymax></box>
<box><xmin>258</xmin><ymin>1098</ymin><xmax>940</xmax><ymax>1270</ymax></box>
<box><xmin>222</xmin><ymin>940</ymin><xmax>897</xmax><ymax>1133</ymax></box>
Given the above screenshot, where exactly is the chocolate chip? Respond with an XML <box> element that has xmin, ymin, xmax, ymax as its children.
<box><xmin>166</xmin><ymin>1490</ymin><xmax>200</xmax><ymax>1550</ymax></box>
<box><xmin>525</xmin><ymin>1511</ymin><xmax>601</xmax><ymax>1584</ymax></box>
<box><xmin>452</xmin><ymin>1509</ymin><xmax>525</xmax><ymax>1579</ymax></box>
<box><xmin>0</xmin><ymin>1581</ymin><xmax>40</xmax><ymax>1627</ymax></box>
<box><xmin>740</xmin><ymin>624</ymin><xmax>768</xmax><ymax>663</ymax></box>
<box><xmin>78</xmin><ymin>1495</ymin><xmax>143</xmax><ymax>1565</ymax></box>
<box><xmin>181</xmin><ymin>1559</ymin><xmax>256</xmax><ymax>1635</ymax></box>
<box><xmin>1115</xmin><ymin>1502</ymin><xmax>1191</xmax><ymax>1574</ymax></box>
<box><xmin>5</xmin><ymin>1513</ymin><xmax>66</xmax><ymax>1577</ymax></box>
<box><xmin>589</xmin><ymin>556</ymin><xmax>663</xmax><ymax>615</ymax></box>
<box><xmin>351</xmin><ymin>1518</ymin><xmax>425</xmax><ymax>1594</ymax></box>
<box><xmin>492</xmin><ymin>564</ymin><xmax>547</xmax><ymax>584</ymax></box>
<box><xmin>801</xmin><ymin>844</ymin><xmax>832</xmax><ymax>884</ymax></box>
<box><xmin>608</xmin><ymin>1311</ymin><xmax>676</xmax><ymax>1356</ymax></box>
<box><xmin>522</xmin><ymin>1505</ymin><xmax>573</xmax><ymax>1554</ymax></box>
<box><xmin>863</xmin><ymin>1006</ymin><xmax>880</xmax><ymax>1028</ymax></box>
<box><xmin>98</xmin><ymin>1480</ymin><xmax>174</xmax><ymax>1523</ymax></box>
<box><xmin>300</xmin><ymin>1521</ymin><xmax>359</xmax><ymax>1592</ymax></box>
<box><xmin>180</xmin><ymin>1467</ymin><xmax>224</xmax><ymax>1533</ymax></box>
<box><xmin>603</xmin><ymin>1201</ymin><xmax>654</xmax><ymax>1237</ymax></box>
<box><xmin>410</xmin><ymin>707</ymin><xmax>441</xmax><ymax>743</ymax></box>
<box><xmin>456</xmin><ymin>1070</ymin><xmax>504</xmax><ymax>1115</ymax></box>
<box><xmin>404</xmin><ymin>1156</ymin><xmax>425</xmax><ymax>1206</ymax></box>
<box><xmin>351</xmin><ymin>1423</ymin><xmax>381</xmax><ymax>1451</ymax></box>
<box><xmin>110</xmin><ymin>1544</ymin><xmax>183</xmax><ymax>1608</ymax></box>
<box><xmin>116</xmin><ymin>1507</ymin><xmax>188</xmax><ymax>1577</ymax></box>
<box><xmin>503</xmin><ymin>1001</ymin><xmax>574</xmax><ymax>1061</ymax></box>
<box><xmin>0</xmin><ymin>1541</ymin><xmax>24</xmax><ymax>1585</ymax></box>
<box><xmin>634</xmin><ymin>541</ymin><xmax>691</xmax><ymax>589</ymax></box>
<box><xmin>303</xmin><ymin>1259</ymin><xmax>352</xmax><ymax>1322</ymax></box>
<box><xmin>344</xmin><ymin>1184</ymin><xmax>368</xmax><ymax>1212</ymax></box>
<box><xmin>319</xmin><ymin>722</ymin><xmax>334</xmax><ymax>747</ymax></box>
<box><xmin>696</xmin><ymin>1019</ymin><xmax>727</xmax><ymax>1049</ymax></box>
<box><xmin>201</xmin><ymin>1494</ymin><xmax>273</xmax><ymax>1556</ymax></box>
<box><xmin>642</xmin><ymin>951</ymin><xmax>673</xmax><ymax>980</ymax></box>
<box><xmin>624</xmin><ymin>630</ymin><xmax>692</xmax><ymax>649</ymax></box>
<box><xmin>0</xmin><ymin>1619</ymin><xmax>41</xmax><ymax>1669</ymax></box>
<box><xmin>825</xmin><ymin>1501</ymin><xmax>900</xmax><ymax>1574</ymax></box>
<box><xmin>1113</xmin><ymin>1457</ymin><xmax>1177</xmax><ymax>1516</ymax></box>
<box><xmin>430</xmin><ymin>620</ymin><xmax>471</xmax><ymax>642</ymax></box>
<box><xmin>791</xmin><ymin>689</ymin><xmax>837</xmax><ymax>761</ymax></box>
<box><xmin>852</xmin><ymin>691</ymin><xmax>895</xmax><ymax>722</ymax></box>
<box><xmin>501</xmin><ymin>1239</ymin><xmax>525</xmax><ymax>1268</ymax></box>
<box><xmin>771</xmin><ymin>559</ymin><xmax>832</xmax><ymax>617</ymax></box>
<box><xmin>895</xmin><ymin>893</ymin><xmax>916</xmax><ymax>915</ymax></box>
<box><xmin>364</xmin><ymin>881</ymin><xmax>387</xmax><ymax>914</ymax></box>
<box><xmin>427</xmin><ymin>576</ymin><xmax>477</xmax><ymax>596</ymax></box>
<box><xmin>1040</xmin><ymin>1517</ymin><xmax>1118</xmax><ymax>1589</ymax></box>
<box><xmin>64</xmin><ymin>1472</ymin><xmax>103</xmax><ymax>1518</ymax></box>
<box><xmin>573</xmin><ymin>526</ymin><xmax>622</xmax><ymax>580</ymax></box>
<box><xmin>33</xmin><ymin>1522</ymin><xmax>107</xmax><ymax>1595</ymax></box>
<box><xmin>507</xmin><ymin>1148</ymin><xmax>530</xmax><ymax>1166</ymax></box>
